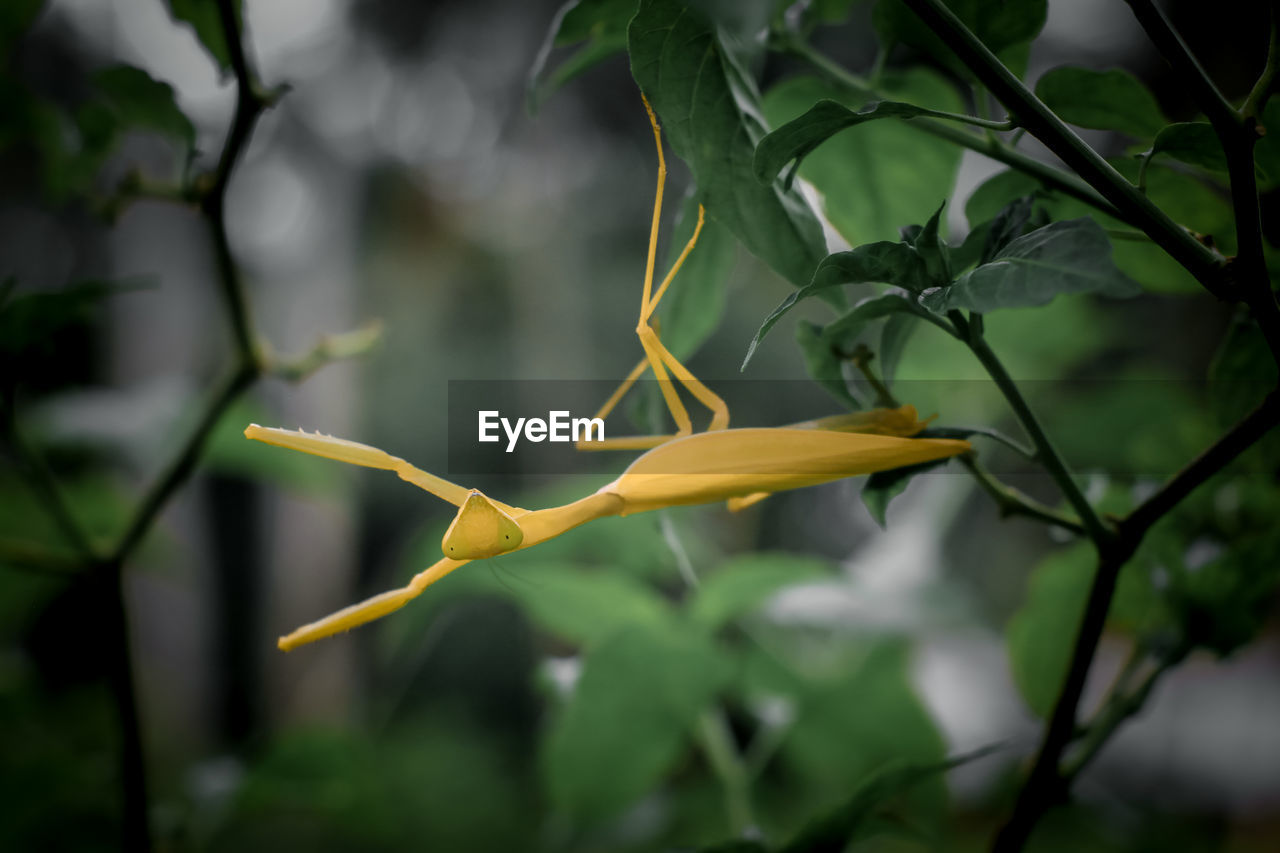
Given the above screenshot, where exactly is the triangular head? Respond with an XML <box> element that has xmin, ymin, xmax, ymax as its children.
<box><xmin>441</xmin><ymin>490</ymin><xmax>524</xmax><ymax>559</ymax></box>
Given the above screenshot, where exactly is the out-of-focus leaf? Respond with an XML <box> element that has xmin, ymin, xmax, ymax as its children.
<box><xmin>922</xmin><ymin>218</ymin><xmax>1140</xmax><ymax>313</ymax></box>
<box><xmin>782</xmin><ymin>642</ymin><xmax>947</xmax><ymax>821</ymax></box>
<box><xmin>92</xmin><ymin>65</ymin><xmax>195</xmax><ymax>150</ymax></box>
<box><xmin>492</xmin><ymin>562</ymin><xmax>674</xmax><ymax>645</ymax></box>
<box><xmin>163</xmin><ymin>0</ymin><xmax>242</xmax><ymax>74</ymax></box>
<box><xmin>795</xmin><ymin>320</ymin><xmax>860</xmax><ymax>410</ymax></box>
<box><xmin>527</xmin><ymin>0</ymin><xmax>636</xmax><ymax>112</ymax></box>
<box><xmin>755</xmin><ymin>99</ymin><xmax>967</xmax><ymax>190</ymax></box>
<box><xmin>0</xmin><ymin>280</ymin><xmax>137</xmax><ymax>376</ymax></box>
<box><xmin>860</xmin><ymin>456</ymin><xmax>953</xmax><ymax>527</ymax></box>
<box><xmin>203</xmin><ymin>401</ymin><xmax>341</xmax><ymax>494</ymax></box>
<box><xmin>1007</xmin><ymin>543</ymin><xmax>1160</xmax><ymax>717</ymax></box>
<box><xmin>629</xmin><ymin>0</ymin><xmax>829</xmax><ymax>295</ymax></box>
<box><xmin>761</xmin><ymin>70</ymin><xmax>962</xmax><ymax>247</ymax></box>
<box><xmin>1034</xmin><ymin>67</ymin><xmax>1166</xmax><ymax>138</ymax></box>
<box><xmin>966</xmin><ymin>160</ymin><xmax>1234</xmax><ymax>293</ymax></box>
<box><xmin>744</xmin><ymin>245</ymin><xmax>931</xmax><ymax>367</ymax></box>
<box><xmin>779</xmin><ymin>746</ymin><xmax>1000</xmax><ymax>853</ymax></box>
<box><xmin>655</xmin><ymin>189</ymin><xmax>737</xmax><ymax>360</ymax></box>
<box><xmin>689</xmin><ymin>552</ymin><xmax>834</xmax><ymax>629</ymax></box>
<box><xmin>1145</xmin><ymin>121</ymin><xmax>1228</xmax><ymax>173</ymax></box>
<box><xmin>1209</xmin><ymin>315</ymin><xmax>1277</xmax><ymax>426</ymax></box>
<box><xmin>0</xmin><ymin>0</ymin><xmax>44</xmax><ymax>54</ymax></box>
<box><xmin>872</xmin><ymin>0</ymin><xmax>1047</xmax><ymax>78</ymax></box>
<box><xmin>1171</xmin><ymin>528</ymin><xmax>1280</xmax><ymax>657</ymax></box>
<box><xmin>543</xmin><ymin>622</ymin><xmax>730</xmax><ymax>818</ymax></box>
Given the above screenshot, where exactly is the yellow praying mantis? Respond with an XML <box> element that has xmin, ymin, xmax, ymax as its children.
<box><xmin>246</xmin><ymin>95</ymin><xmax>971</xmax><ymax>651</ymax></box>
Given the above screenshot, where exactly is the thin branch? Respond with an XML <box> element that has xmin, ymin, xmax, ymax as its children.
<box><xmin>5</xmin><ymin>418</ymin><xmax>98</xmax><ymax>561</ymax></box>
<box><xmin>952</xmin><ymin>312</ymin><xmax>1113</xmax><ymax>546</ymax></box>
<box><xmin>1062</xmin><ymin>649</ymin><xmax>1182</xmax><ymax>782</ymax></box>
<box><xmin>267</xmin><ymin>321</ymin><xmax>384</xmax><ymax>382</ymax></box>
<box><xmin>780</xmin><ymin>37</ymin><xmax>1129</xmax><ymax>225</ymax></box>
<box><xmin>899</xmin><ymin>0</ymin><xmax>1229</xmax><ymax>300</ymax></box>
<box><xmin>1121</xmin><ymin>390</ymin><xmax>1280</xmax><ymax>542</ymax></box>
<box><xmin>958</xmin><ymin>454</ymin><xmax>1086</xmax><ymax>536</ymax></box>
<box><xmin>697</xmin><ymin>709</ymin><xmax>756</xmax><ymax>836</ymax></box>
<box><xmin>1242</xmin><ymin>15</ymin><xmax>1279</xmax><ymax>119</ymax></box>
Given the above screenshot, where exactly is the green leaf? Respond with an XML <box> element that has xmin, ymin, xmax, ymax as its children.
<box><xmin>795</xmin><ymin>320</ymin><xmax>860</xmax><ymax>410</ymax></box>
<box><xmin>761</xmin><ymin>70</ymin><xmax>963</xmax><ymax>247</ymax></box>
<box><xmin>1145</xmin><ymin>121</ymin><xmax>1228</xmax><ymax>173</ymax></box>
<box><xmin>543</xmin><ymin>623</ymin><xmax>730</xmax><ymax>818</ymax></box>
<box><xmin>492</xmin><ymin>563</ymin><xmax>674</xmax><ymax>646</ymax></box>
<box><xmin>822</xmin><ymin>292</ymin><xmax>943</xmax><ymax>349</ymax></box>
<box><xmin>1006</xmin><ymin>544</ymin><xmax>1159</xmax><ymax>717</ymax></box>
<box><xmin>743</xmin><ymin>243</ymin><xmax>931</xmax><ymax>368</ymax></box>
<box><xmin>0</xmin><ymin>280</ymin><xmax>139</xmax><ymax>364</ymax></box>
<box><xmin>966</xmin><ymin>160</ymin><xmax>1234</xmax><ymax>294</ymax></box>
<box><xmin>653</xmin><ymin>189</ymin><xmax>736</xmax><ymax>360</ymax></box>
<box><xmin>163</xmin><ymin>0</ymin><xmax>242</xmax><ymax>74</ymax></box>
<box><xmin>1034</xmin><ymin>67</ymin><xmax>1166</xmax><ymax>138</ymax></box>
<box><xmin>93</xmin><ymin>65</ymin><xmax>196</xmax><ymax>150</ymax></box>
<box><xmin>922</xmin><ymin>218</ymin><xmax>1140</xmax><ymax>313</ymax></box>
<box><xmin>629</xmin><ymin>0</ymin><xmax>829</xmax><ymax>294</ymax></box>
<box><xmin>754</xmin><ymin>98</ymin><xmax>966</xmax><ymax>189</ymax></box>
<box><xmin>527</xmin><ymin>0</ymin><xmax>636</xmax><ymax>112</ymax></box>
<box><xmin>860</xmin><ymin>457</ymin><xmax>953</xmax><ymax>527</ymax></box>
<box><xmin>872</xmin><ymin>0</ymin><xmax>1047</xmax><ymax>78</ymax></box>
<box><xmin>1254</xmin><ymin>101</ymin><xmax>1280</xmax><ymax>188</ymax></box>
<box><xmin>688</xmin><ymin>552</ymin><xmax>834</xmax><ymax>629</ymax></box>
<box><xmin>975</xmin><ymin>194</ymin><xmax>1038</xmax><ymax>265</ymax></box>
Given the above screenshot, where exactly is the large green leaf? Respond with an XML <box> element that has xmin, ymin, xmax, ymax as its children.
<box><xmin>965</xmin><ymin>160</ymin><xmax>1235</xmax><ymax>294</ymax></box>
<box><xmin>743</xmin><ymin>245</ymin><xmax>923</xmax><ymax>367</ymax></box>
<box><xmin>761</xmin><ymin>70</ymin><xmax>962</xmax><ymax>248</ymax></box>
<box><xmin>872</xmin><ymin>0</ymin><xmax>1047</xmax><ymax>77</ymax></box>
<box><xmin>923</xmin><ymin>218</ymin><xmax>1140</xmax><ymax>312</ymax></box>
<box><xmin>688</xmin><ymin>552</ymin><xmax>834</xmax><ymax>629</ymax></box>
<box><xmin>1171</xmin><ymin>528</ymin><xmax>1280</xmax><ymax>657</ymax></box>
<box><xmin>527</xmin><ymin>0</ymin><xmax>636</xmax><ymax>112</ymax></box>
<box><xmin>164</xmin><ymin>0</ymin><xmax>242</xmax><ymax>74</ymax></box>
<box><xmin>543</xmin><ymin>623</ymin><xmax>730</xmax><ymax>817</ymax></box>
<box><xmin>628</xmin><ymin>0</ymin><xmax>829</xmax><ymax>293</ymax></box>
<box><xmin>1034</xmin><ymin>67</ymin><xmax>1166</xmax><ymax>139</ymax></box>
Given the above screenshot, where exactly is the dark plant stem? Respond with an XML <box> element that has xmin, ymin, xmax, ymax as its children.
<box><xmin>957</xmin><ymin>455</ymin><xmax>1085</xmax><ymax>536</ymax></box>
<box><xmin>992</xmin><ymin>545</ymin><xmax>1132</xmax><ymax>852</ymax></box>
<box><xmin>898</xmin><ymin>0</ymin><xmax>1228</xmax><ymax>298</ymax></box>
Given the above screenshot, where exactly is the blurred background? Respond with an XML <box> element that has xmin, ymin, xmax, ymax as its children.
<box><xmin>2</xmin><ymin>0</ymin><xmax>1278</xmax><ymax>850</ymax></box>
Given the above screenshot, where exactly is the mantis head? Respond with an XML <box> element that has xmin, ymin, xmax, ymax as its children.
<box><xmin>441</xmin><ymin>490</ymin><xmax>524</xmax><ymax>559</ymax></box>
